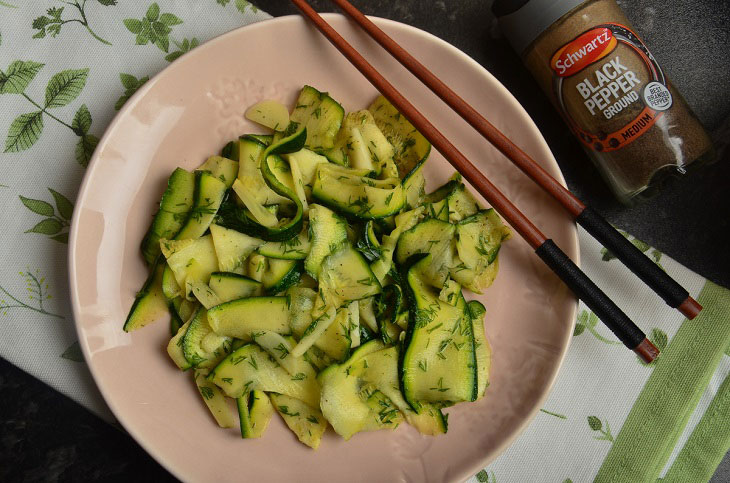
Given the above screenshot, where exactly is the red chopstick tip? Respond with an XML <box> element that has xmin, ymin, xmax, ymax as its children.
<box><xmin>634</xmin><ymin>337</ymin><xmax>660</xmax><ymax>363</ymax></box>
<box><xmin>678</xmin><ymin>296</ymin><xmax>702</xmax><ymax>320</ymax></box>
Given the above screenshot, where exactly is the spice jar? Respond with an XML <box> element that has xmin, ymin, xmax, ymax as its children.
<box><xmin>493</xmin><ymin>0</ymin><xmax>714</xmax><ymax>203</ymax></box>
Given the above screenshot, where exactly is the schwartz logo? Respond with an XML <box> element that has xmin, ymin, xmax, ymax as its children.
<box><xmin>551</xmin><ymin>28</ymin><xmax>618</xmax><ymax>77</ymax></box>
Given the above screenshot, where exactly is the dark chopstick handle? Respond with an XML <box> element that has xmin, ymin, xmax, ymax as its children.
<box><xmin>291</xmin><ymin>0</ymin><xmax>657</xmax><ymax>361</ymax></box>
<box><xmin>536</xmin><ymin>239</ymin><xmax>657</xmax><ymax>362</ymax></box>
<box><xmin>328</xmin><ymin>0</ymin><xmax>701</xmax><ymax>321</ymax></box>
<box><xmin>576</xmin><ymin>207</ymin><xmax>701</xmax><ymax>318</ymax></box>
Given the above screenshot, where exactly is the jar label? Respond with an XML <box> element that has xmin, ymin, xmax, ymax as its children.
<box><xmin>550</xmin><ymin>27</ymin><xmax>617</xmax><ymax>77</ymax></box>
<box><xmin>550</xmin><ymin>23</ymin><xmax>672</xmax><ymax>152</ymax></box>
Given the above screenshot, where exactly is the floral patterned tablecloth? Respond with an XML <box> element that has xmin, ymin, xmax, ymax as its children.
<box><xmin>0</xmin><ymin>2</ymin><xmax>728</xmax><ymax>482</ymax></box>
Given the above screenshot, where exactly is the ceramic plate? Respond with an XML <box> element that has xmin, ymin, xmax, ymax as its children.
<box><xmin>69</xmin><ymin>14</ymin><xmax>578</xmax><ymax>483</ymax></box>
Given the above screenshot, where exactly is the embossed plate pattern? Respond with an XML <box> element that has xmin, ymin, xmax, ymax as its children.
<box><xmin>69</xmin><ymin>14</ymin><xmax>578</xmax><ymax>483</ymax></box>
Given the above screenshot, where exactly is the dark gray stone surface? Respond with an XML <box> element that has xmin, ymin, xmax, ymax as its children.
<box><xmin>0</xmin><ymin>358</ymin><xmax>175</xmax><ymax>482</ymax></box>
<box><xmin>267</xmin><ymin>0</ymin><xmax>730</xmax><ymax>287</ymax></box>
<box><xmin>1</xmin><ymin>1</ymin><xmax>727</xmax><ymax>481</ymax></box>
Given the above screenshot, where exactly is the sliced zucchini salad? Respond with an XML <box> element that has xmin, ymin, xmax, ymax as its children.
<box><xmin>124</xmin><ymin>85</ymin><xmax>511</xmax><ymax>449</ymax></box>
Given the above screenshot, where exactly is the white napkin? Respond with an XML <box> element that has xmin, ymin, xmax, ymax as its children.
<box><xmin>0</xmin><ymin>0</ymin><xmax>270</xmax><ymax>421</ymax></box>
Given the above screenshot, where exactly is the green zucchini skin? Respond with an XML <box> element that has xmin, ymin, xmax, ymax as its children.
<box><xmin>456</xmin><ymin>209</ymin><xmax>509</xmax><ymax>265</ymax></box>
<box><xmin>375</xmin><ymin>284</ymin><xmax>404</xmax><ymax>346</ymax></box>
<box><xmin>141</xmin><ymin>89</ymin><xmax>519</xmax><ymax>444</ymax></box>
<box><xmin>308</xmin><ymin>305</ymin><xmax>353</xmax><ymax>362</ymax></box>
<box><xmin>174</xmin><ymin>170</ymin><xmax>227</xmax><ymax>241</ymax></box>
<box><xmin>319</xmin><ymin>341</ymin><xmax>448</xmax><ymax>439</ymax></box>
<box><xmin>262</xmin><ymin>259</ymin><xmax>303</xmax><ymax>295</ymax></box>
<box><xmin>311</xmin><ymin>165</ymin><xmax>405</xmax><ymax>220</ymax></box>
<box><xmin>181</xmin><ymin>308</ymin><xmax>232</xmax><ymax>369</ymax></box>
<box><xmin>216</xmin><ymin>131</ymin><xmax>308</xmax><ymax>243</ymax></box>
<box><xmin>422</xmin><ymin>198</ymin><xmax>449</xmax><ymax>222</ymax></box>
<box><xmin>317</xmin><ymin>340</ymin><xmax>388</xmax><ymax>440</ymax></box>
<box><xmin>167</xmin><ymin>319</ymin><xmax>192</xmax><ymax>370</ymax></box>
<box><xmin>169</xmin><ymin>304</ymin><xmax>184</xmax><ymax>336</ymax></box>
<box><xmin>318</xmin><ymin>244</ymin><xmax>382</xmax><ymax>307</ymax></box>
<box><xmin>237</xmin><ymin>135</ymin><xmax>289</xmax><ymax>207</ymax></box>
<box><xmin>368</xmin><ymin>95</ymin><xmax>431</xmax><ymax>180</ymax></box>
<box><xmin>424</xmin><ymin>178</ymin><xmax>460</xmax><ymax>204</ymax></box>
<box><xmin>170</xmin><ymin>297</ymin><xmax>198</xmax><ymax>325</ymax></box>
<box><xmin>468</xmin><ymin>300</ymin><xmax>491</xmax><ymax>399</ymax></box>
<box><xmin>255</xmin><ymin>129</ymin><xmax>307</xmax><ymax>240</ymax></box>
<box><xmin>196</xmin><ymin>155</ymin><xmax>238</xmax><ymax>189</ymax></box>
<box><xmin>237</xmin><ymin>390</ymin><xmax>274</xmax><ymax>439</ymax></box>
<box><xmin>395</xmin><ymin>217</ymin><xmax>455</xmax><ymax>289</ymax></box>
<box><xmin>304</xmin><ymin>204</ymin><xmax>348</xmax><ymax>279</ymax></box>
<box><xmin>288</xmin><ymin>85</ymin><xmax>344</xmax><ymax>152</ymax></box>
<box><xmin>220</xmin><ymin>140</ymin><xmax>236</xmax><ymax>159</ymax></box>
<box><xmin>208</xmin><ymin>272</ymin><xmax>262</xmax><ymax>302</ymax></box>
<box><xmin>246</xmin><ymin>134</ymin><xmax>273</xmax><ymax>146</ymax></box>
<box><xmin>361</xmin><ymin>221</ymin><xmax>383</xmax><ymax>261</ymax></box>
<box><xmin>360</xmin><ymin>346</ymin><xmax>447</xmax><ymax>435</ymax></box>
<box><xmin>222</xmin><ymin>134</ymin><xmax>272</xmax><ymax>159</ymax></box>
<box><xmin>215</xmin><ymin>195</ymin><xmax>303</xmax><ymax>242</ymax></box>
<box><xmin>140</xmin><ymin>168</ymin><xmax>196</xmax><ymax>264</ymax></box>
<box><xmin>450</xmin><ymin>208</ymin><xmax>511</xmax><ymax>294</ymax></box>
<box><xmin>256</xmin><ymin>223</ymin><xmax>310</xmax><ymax>260</ymax></box>
<box><xmin>207</xmin><ymin>296</ymin><xmax>290</xmax><ymax>340</ymax></box>
<box><xmin>446</xmin><ymin>182</ymin><xmax>481</xmax><ymax>222</ymax></box>
<box><xmin>161</xmin><ymin>263</ymin><xmax>181</xmax><ymax>300</ymax></box>
<box><xmin>399</xmin><ymin>254</ymin><xmax>477</xmax><ymax>411</ymax></box>
<box><xmin>159</xmin><ymin>235</ymin><xmax>219</xmax><ymax>302</ymax></box>
<box><xmin>123</xmin><ymin>259</ymin><xmax>169</xmax><ymax>332</ymax></box>
<box><xmin>208</xmin><ymin>343</ymin><xmax>320</xmax><ymax>407</ymax></box>
<box><xmin>209</xmin><ymin>223</ymin><xmax>264</xmax><ymax>275</ymax></box>
<box><xmin>359</xmin><ymin>322</ymin><xmax>377</xmax><ymax>345</ymax></box>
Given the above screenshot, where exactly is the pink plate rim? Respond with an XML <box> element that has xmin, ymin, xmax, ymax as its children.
<box><xmin>68</xmin><ymin>13</ymin><xmax>579</xmax><ymax>482</ymax></box>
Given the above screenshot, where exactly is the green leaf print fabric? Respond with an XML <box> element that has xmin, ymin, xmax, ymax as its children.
<box><xmin>1</xmin><ymin>3</ymin><xmax>728</xmax><ymax>482</ymax></box>
<box><xmin>467</xmin><ymin>232</ymin><xmax>730</xmax><ymax>483</ymax></box>
<box><xmin>0</xmin><ymin>0</ymin><xmax>271</xmax><ymax>422</ymax></box>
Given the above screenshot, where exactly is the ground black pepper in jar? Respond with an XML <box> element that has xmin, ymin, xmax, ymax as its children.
<box><xmin>493</xmin><ymin>0</ymin><xmax>715</xmax><ymax>203</ymax></box>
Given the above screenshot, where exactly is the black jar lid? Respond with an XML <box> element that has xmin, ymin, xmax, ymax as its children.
<box><xmin>492</xmin><ymin>0</ymin><xmax>585</xmax><ymax>54</ymax></box>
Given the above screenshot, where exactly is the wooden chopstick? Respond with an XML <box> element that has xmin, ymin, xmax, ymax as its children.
<box><xmin>290</xmin><ymin>0</ymin><xmax>659</xmax><ymax>363</ymax></box>
<box><xmin>327</xmin><ymin>0</ymin><xmax>702</xmax><ymax>321</ymax></box>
